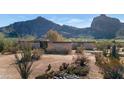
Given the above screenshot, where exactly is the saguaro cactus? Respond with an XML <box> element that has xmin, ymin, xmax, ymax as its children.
<box><xmin>110</xmin><ymin>40</ymin><xmax>119</xmax><ymax>59</ymax></box>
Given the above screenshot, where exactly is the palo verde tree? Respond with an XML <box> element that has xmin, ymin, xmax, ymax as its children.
<box><xmin>14</xmin><ymin>47</ymin><xmax>34</xmax><ymax>79</ymax></box>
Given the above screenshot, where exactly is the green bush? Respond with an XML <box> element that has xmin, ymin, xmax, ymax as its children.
<box><xmin>0</xmin><ymin>36</ymin><xmax>17</xmax><ymax>54</ymax></box>
<box><xmin>0</xmin><ymin>33</ymin><xmax>5</xmax><ymax>52</ymax></box>
<box><xmin>73</xmin><ymin>66</ymin><xmax>89</xmax><ymax>76</ymax></box>
<box><xmin>0</xmin><ymin>41</ymin><xmax>4</xmax><ymax>52</ymax></box>
<box><xmin>65</xmin><ymin>65</ymin><xmax>76</xmax><ymax>74</ymax></box>
<box><xmin>66</xmin><ymin>65</ymin><xmax>89</xmax><ymax>76</ymax></box>
<box><xmin>96</xmin><ymin>41</ymin><xmax>112</xmax><ymax>51</ymax></box>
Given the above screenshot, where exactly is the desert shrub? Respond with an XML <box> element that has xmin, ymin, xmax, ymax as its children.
<box><xmin>73</xmin><ymin>66</ymin><xmax>89</xmax><ymax>76</ymax></box>
<box><xmin>65</xmin><ymin>65</ymin><xmax>76</xmax><ymax>74</ymax></box>
<box><xmin>62</xmin><ymin>63</ymin><xmax>69</xmax><ymax>70</ymax></box>
<box><xmin>59</xmin><ymin>63</ymin><xmax>69</xmax><ymax>71</ymax></box>
<box><xmin>66</xmin><ymin>65</ymin><xmax>89</xmax><ymax>76</ymax></box>
<box><xmin>0</xmin><ymin>41</ymin><xmax>4</xmax><ymax>52</ymax></box>
<box><xmin>14</xmin><ymin>47</ymin><xmax>34</xmax><ymax>79</ymax></box>
<box><xmin>102</xmin><ymin>58</ymin><xmax>124</xmax><ymax>79</ymax></box>
<box><xmin>45</xmin><ymin>64</ymin><xmax>52</xmax><ymax>73</ymax></box>
<box><xmin>0</xmin><ymin>33</ymin><xmax>5</xmax><ymax>52</ymax></box>
<box><xmin>0</xmin><ymin>37</ymin><xmax>17</xmax><ymax>54</ymax></box>
<box><xmin>95</xmin><ymin>53</ymin><xmax>106</xmax><ymax>66</ymax></box>
<box><xmin>75</xmin><ymin>46</ymin><xmax>84</xmax><ymax>54</ymax></box>
<box><xmin>35</xmin><ymin>71</ymin><xmax>55</xmax><ymax>79</ymax></box>
<box><xmin>66</xmin><ymin>55</ymin><xmax>89</xmax><ymax>76</ymax></box>
<box><xmin>74</xmin><ymin>55</ymin><xmax>88</xmax><ymax>67</ymax></box>
<box><xmin>0</xmin><ymin>32</ymin><xmax>18</xmax><ymax>54</ymax></box>
<box><xmin>95</xmin><ymin>54</ymin><xmax>124</xmax><ymax>79</ymax></box>
<box><xmin>59</xmin><ymin>65</ymin><xmax>63</xmax><ymax>71</ymax></box>
<box><xmin>31</xmin><ymin>49</ymin><xmax>43</xmax><ymax>61</ymax></box>
<box><xmin>36</xmin><ymin>64</ymin><xmax>54</xmax><ymax>79</ymax></box>
<box><xmin>36</xmin><ymin>54</ymin><xmax>89</xmax><ymax>79</ymax></box>
<box><xmin>96</xmin><ymin>41</ymin><xmax>112</xmax><ymax>50</ymax></box>
<box><xmin>2</xmin><ymin>43</ymin><xmax>18</xmax><ymax>54</ymax></box>
<box><xmin>46</xmin><ymin>29</ymin><xmax>64</xmax><ymax>41</ymax></box>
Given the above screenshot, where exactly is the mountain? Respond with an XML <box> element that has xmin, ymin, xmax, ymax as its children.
<box><xmin>0</xmin><ymin>14</ymin><xmax>124</xmax><ymax>39</ymax></box>
<box><xmin>116</xmin><ymin>23</ymin><xmax>124</xmax><ymax>38</ymax></box>
<box><xmin>0</xmin><ymin>17</ymin><xmax>60</xmax><ymax>37</ymax></box>
<box><xmin>91</xmin><ymin>14</ymin><xmax>121</xmax><ymax>39</ymax></box>
<box><xmin>0</xmin><ymin>16</ymin><xmax>90</xmax><ymax>38</ymax></box>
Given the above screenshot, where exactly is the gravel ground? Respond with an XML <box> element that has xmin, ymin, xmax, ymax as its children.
<box><xmin>0</xmin><ymin>52</ymin><xmax>103</xmax><ymax>79</ymax></box>
<box><xmin>0</xmin><ymin>54</ymin><xmax>75</xmax><ymax>79</ymax></box>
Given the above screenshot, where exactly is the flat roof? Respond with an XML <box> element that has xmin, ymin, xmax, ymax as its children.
<box><xmin>18</xmin><ymin>40</ymin><xmax>96</xmax><ymax>43</ymax></box>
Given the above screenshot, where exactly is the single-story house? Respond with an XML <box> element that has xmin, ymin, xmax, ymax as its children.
<box><xmin>18</xmin><ymin>39</ymin><xmax>96</xmax><ymax>51</ymax></box>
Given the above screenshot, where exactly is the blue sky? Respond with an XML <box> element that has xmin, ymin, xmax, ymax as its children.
<box><xmin>0</xmin><ymin>14</ymin><xmax>124</xmax><ymax>28</ymax></box>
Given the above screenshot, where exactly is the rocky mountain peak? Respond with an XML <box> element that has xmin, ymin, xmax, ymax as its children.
<box><xmin>91</xmin><ymin>14</ymin><xmax>121</xmax><ymax>39</ymax></box>
<box><xmin>0</xmin><ymin>15</ymin><xmax>124</xmax><ymax>39</ymax></box>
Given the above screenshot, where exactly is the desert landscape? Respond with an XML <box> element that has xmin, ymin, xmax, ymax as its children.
<box><xmin>0</xmin><ymin>51</ymin><xmax>103</xmax><ymax>79</ymax></box>
<box><xmin>0</xmin><ymin>14</ymin><xmax>124</xmax><ymax>79</ymax></box>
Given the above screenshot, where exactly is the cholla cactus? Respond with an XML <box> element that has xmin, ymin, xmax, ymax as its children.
<box><xmin>14</xmin><ymin>47</ymin><xmax>34</xmax><ymax>79</ymax></box>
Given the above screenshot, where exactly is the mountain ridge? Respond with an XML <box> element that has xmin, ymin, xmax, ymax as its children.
<box><xmin>0</xmin><ymin>15</ymin><xmax>124</xmax><ymax>39</ymax></box>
